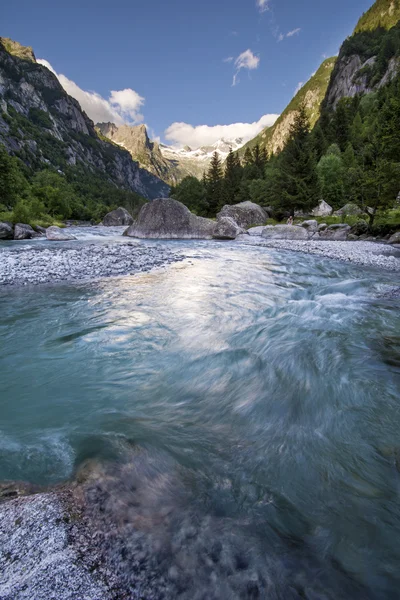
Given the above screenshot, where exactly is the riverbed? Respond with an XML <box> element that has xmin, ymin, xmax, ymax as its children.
<box><xmin>1</xmin><ymin>228</ymin><xmax>400</xmax><ymax>598</ymax></box>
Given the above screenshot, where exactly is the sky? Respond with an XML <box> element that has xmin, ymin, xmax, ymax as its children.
<box><xmin>3</xmin><ymin>0</ymin><xmax>374</xmax><ymax>148</ymax></box>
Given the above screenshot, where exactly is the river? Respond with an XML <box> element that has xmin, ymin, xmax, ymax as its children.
<box><xmin>0</xmin><ymin>228</ymin><xmax>399</xmax><ymax>598</ymax></box>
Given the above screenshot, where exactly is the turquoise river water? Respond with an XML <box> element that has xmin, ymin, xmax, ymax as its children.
<box><xmin>0</xmin><ymin>232</ymin><xmax>400</xmax><ymax>599</ymax></box>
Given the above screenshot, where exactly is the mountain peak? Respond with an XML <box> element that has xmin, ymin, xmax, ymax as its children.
<box><xmin>354</xmin><ymin>0</ymin><xmax>400</xmax><ymax>33</ymax></box>
<box><xmin>0</xmin><ymin>37</ymin><xmax>36</xmax><ymax>62</ymax></box>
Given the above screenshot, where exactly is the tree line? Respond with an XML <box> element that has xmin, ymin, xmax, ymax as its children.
<box><xmin>171</xmin><ymin>73</ymin><xmax>400</xmax><ymax>228</ymax></box>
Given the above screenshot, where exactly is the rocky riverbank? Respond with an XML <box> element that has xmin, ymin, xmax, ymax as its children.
<box><xmin>238</xmin><ymin>237</ymin><xmax>400</xmax><ymax>272</ymax></box>
<box><xmin>0</xmin><ymin>242</ymin><xmax>185</xmax><ymax>286</ymax></box>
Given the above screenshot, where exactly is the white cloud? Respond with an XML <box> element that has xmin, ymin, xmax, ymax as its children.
<box><xmin>256</xmin><ymin>0</ymin><xmax>270</xmax><ymax>13</ymax></box>
<box><xmin>278</xmin><ymin>27</ymin><xmax>301</xmax><ymax>42</ymax></box>
<box><xmin>223</xmin><ymin>56</ymin><xmax>234</xmax><ymax>63</ymax></box>
<box><xmin>232</xmin><ymin>49</ymin><xmax>260</xmax><ymax>86</ymax></box>
<box><xmin>164</xmin><ymin>114</ymin><xmax>279</xmax><ymax>148</ymax></box>
<box><xmin>37</xmin><ymin>59</ymin><xmax>145</xmax><ymax>125</ymax></box>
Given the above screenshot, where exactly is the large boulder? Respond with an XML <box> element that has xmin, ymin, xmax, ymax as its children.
<box><xmin>388</xmin><ymin>231</ymin><xmax>400</xmax><ymax>245</ymax></box>
<box><xmin>319</xmin><ymin>224</ymin><xmax>351</xmax><ymax>240</ymax></box>
<box><xmin>14</xmin><ymin>223</ymin><xmax>36</xmax><ymax>240</ymax></box>
<box><xmin>124</xmin><ymin>198</ymin><xmax>216</xmax><ymax>239</ymax></box>
<box><xmin>217</xmin><ymin>201</ymin><xmax>267</xmax><ymax>229</ymax></box>
<box><xmin>213</xmin><ymin>217</ymin><xmax>246</xmax><ymax>240</ymax></box>
<box><xmin>333</xmin><ymin>203</ymin><xmax>363</xmax><ymax>216</ymax></box>
<box><xmin>0</xmin><ymin>222</ymin><xmax>13</xmax><ymax>240</ymax></box>
<box><xmin>300</xmin><ymin>219</ymin><xmax>318</xmax><ymax>231</ymax></box>
<box><xmin>311</xmin><ymin>200</ymin><xmax>333</xmax><ymax>217</ymax></box>
<box><xmin>350</xmin><ymin>220</ymin><xmax>368</xmax><ymax>236</ymax></box>
<box><xmin>102</xmin><ymin>207</ymin><xmax>134</xmax><ymax>227</ymax></box>
<box><xmin>46</xmin><ymin>226</ymin><xmax>77</xmax><ymax>241</ymax></box>
<box><xmin>247</xmin><ymin>226</ymin><xmax>266</xmax><ymax>236</ymax></box>
<box><xmin>261</xmin><ymin>225</ymin><xmax>309</xmax><ymax>240</ymax></box>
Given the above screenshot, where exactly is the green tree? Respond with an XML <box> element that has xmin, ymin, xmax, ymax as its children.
<box><xmin>171</xmin><ymin>176</ymin><xmax>208</xmax><ymax>216</ymax></box>
<box><xmin>248</xmin><ymin>179</ymin><xmax>269</xmax><ymax>206</ymax></box>
<box><xmin>0</xmin><ymin>145</ymin><xmax>29</xmax><ymax>208</ymax></box>
<box><xmin>317</xmin><ymin>144</ymin><xmax>345</xmax><ymax>208</ymax></box>
<box><xmin>205</xmin><ymin>151</ymin><xmax>224</xmax><ymax>215</ymax></box>
<box><xmin>223</xmin><ymin>149</ymin><xmax>242</xmax><ymax>205</ymax></box>
<box><xmin>268</xmin><ymin>105</ymin><xmax>319</xmax><ymax>214</ymax></box>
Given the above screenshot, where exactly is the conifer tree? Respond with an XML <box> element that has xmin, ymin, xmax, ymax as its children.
<box><xmin>223</xmin><ymin>149</ymin><xmax>242</xmax><ymax>205</ymax></box>
<box><xmin>205</xmin><ymin>151</ymin><xmax>224</xmax><ymax>215</ymax></box>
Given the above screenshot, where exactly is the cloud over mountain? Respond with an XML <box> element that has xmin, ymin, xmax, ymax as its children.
<box><xmin>164</xmin><ymin>114</ymin><xmax>279</xmax><ymax>148</ymax></box>
<box><xmin>37</xmin><ymin>59</ymin><xmax>145</xmax><ymax>125</ymax></box>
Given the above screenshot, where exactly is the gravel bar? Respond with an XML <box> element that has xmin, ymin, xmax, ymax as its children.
<box><xmin>0</xmin><ymin>242</ymin><xmax>185</xmax><ymax>286</ymax></box>
<box><xmin>238</xmin><ymin>237</ymin><xmax>400</xmax><ymax>272</ymax></box>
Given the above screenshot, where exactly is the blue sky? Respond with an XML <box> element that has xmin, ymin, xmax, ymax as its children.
<box><xmin>3</xmin><ymin>0</ymin><xmax>374</xmax><ymax>146</ymax></box>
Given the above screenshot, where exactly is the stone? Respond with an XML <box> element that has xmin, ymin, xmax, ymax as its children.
<box><xmin>261</xmin><ymin>225</ymin><xmax>309</xmax><ymax>240</ymax></box>
<box><xmin>33</xmin><ymin>225</ymin><xmax>47</xmax><ymax>234</ymax></box>
<box><xmin>102</xmin><ymin>207</ymin><xmax>134</xmax><ymax>227</ymax></box>
<box><xmin>333</xmin><ymin>203</ymin><xmax>363</xmax><ymax>216</ymax></box>
<box><xmin>247</xmin><ymin>226</ymin><xmax>266</xmax><ymax>236</ymax></box>
<box><xmin>217</xmin><ymin>201</ymin><xmax>267</xmax><ymax>229</ymax></box>
<box><xmin>319</xmin><ymin>224</ymin><xmax>351</xmax><ymax>241</ymax></box>
<box><xmin>300</xmin><ymin>220</ymin><xmax>318</xmax><ymax>231</ymax></box>
<box><xmin>388</xmin><ymin>231</ymin><xmax>400</xmax><ymax>245</ymax></box>
<box><xmin>350</xmin><ymin>220</ymin><xmax>368</xmax><ymax>236</ymax></box>
<box><xmin>318</xmin><ymin>223</ymin><xmax>328</xmax><ymax>231</ymax></box>
<box><xmin>14</xmin><ymin>223</ymin><xmax>36</xmax><ymax>240</ymax></box>
<box><xmin>124</xmin><ymin>198</ymin><xmax>216</xmax><ymax>239</ymax></box>
<box><xmin>347</xmin><ymin>234</ymin><xmax>359</xmax><ymax>241</ymax></box>
<box><xmin>0</xmin><ymin>222</ymin><xmax>13</xmax><ymax>240</ymax></box>
<box><xmin>46</xmin><ymin>226</ymin><xmax>77</xmax><ymax>241</ymax></box>
<box><xmin>311</xmin><ymin>200</ymin><xmax>333</xmax><ymax>217</ymax></box>
<box><xmin>213</xmin><ymin>217</ymin><xmax>246</xmax><ymax>240</ymax></box>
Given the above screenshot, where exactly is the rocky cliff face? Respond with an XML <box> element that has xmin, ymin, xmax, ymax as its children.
<box><xmin>240</xmin><ymin>58</ymin><xmax>336</xmax><ymax>156</ymax></box>
<box><xmin>0</xmin><ymin>39</ymin><xmax>169</xmax><ymax>200</ymax></box>
<box><xmin>96</xmin><ymin>122</ymin><xmax>179</xmax><ymax>185</ymax></box>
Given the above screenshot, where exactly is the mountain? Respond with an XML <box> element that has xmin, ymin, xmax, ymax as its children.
<box><xmin>97</xmin><ymin>121</ymin><xmax>245</xmax><ymax>183</ymax></box>
<box><xmin>0</xmin><ymin>38</ymin><xmax>169</xmax><ymax>200</ymax></box>
<box><xmin>325</xmin><ymin>2</ymin><xmax>400</xmax><ymax>108</ymax></box>
<box><xmin>239</xmin><ymin>58</ymin><xmax>336</xmax><ymax>156</ymax></box>
<box><xmin>355</xmin><ymin>0</ymin><xmax>400</xmax><ymax>33</ymax></box>
<box><xmin>160</xmin><ymin>137</ymin><xmax>244</xmax><ymax>180</ymax></box>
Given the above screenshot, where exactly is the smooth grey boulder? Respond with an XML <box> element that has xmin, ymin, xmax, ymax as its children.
<box><xmin>124</xmin><ymin>198</ymin><xmax>216</xmax><ymax>239</ymax></box>
<box><xmin>33</xmin><ymin>225</ymin><xmax>47</xmax><ymax>235</ymax></box>
<box><xmin>347</xmin><ymin>234</ymin><xmax>359</xmax><ymax>241</ymax></box>
<box><xmin>300</xmin><ymin>220</ymin><xmax>318</xmax><ymax>231</ymax></box>
<box><xmin>0</xmin><ymin>222</ymin><xmax>13</xmax><ymax>240</ymax></box>
<box><xmin>247</xmin><ymin>226</ymin><xmax>266</xmax><ymax>236</ymax></box>
<box><xmin>46</xmin><ymin>226</ymin><xmax>77</xmax><ymax>241</ymax></box>
<box><xmin>333</xmin><ymin>203</ymin><xmax>363</xmax><ymax>216</ymax></box>
<box><xmin>103</xmin><ymin>207</ymin><xmax>134</xmax><ymax>227</ymax></box>
<box><xmin>319</xmin><ymin>224</ymin><xmax>351</xmax><ymax>240</ymax></box>
<box><xmin>14</xmin><ymin>223</ymin><xmax>36</xmax><ymax>240</ymax></box>
<box><xmin>311</xmin><ymin>200</ymin><xmax>333</xmax><ymax>217</ymax></box>
<box><xmin>217</xmin><ymin>201</ymin><xmax>267</xmax><ymax>229</ymax></box>
<box><xmin>261</xmin><ymin>225</ymin><xmax>309</xmax><ymax>240</ymax></box>
<box><xmin>318</xmin><ymin>223</ymin><xmax>328</xmax><ymax>231</ymax></box>
<box><xmin>388</xmin><ymin>231</ymin><xmax>400</xmax><ymax>245</ymax></box>
<box><xmin>213</xmin><ymin>217</ymin><xmax>246</xmax><ymax>240</ymax></box>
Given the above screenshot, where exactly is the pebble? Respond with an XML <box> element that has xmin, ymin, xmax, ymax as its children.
<box><xmin>0</xmin><ymin>243</ymin><xmax>185</xmax><ymax>286</ymax></box>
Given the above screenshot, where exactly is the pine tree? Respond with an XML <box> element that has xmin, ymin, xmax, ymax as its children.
<box><xmin>270</xmin><ymin>104</ymin><xmax>319</xmax><ymax>214</ymax></box>
<box><xmin>223</xmin><ymin>149</ymin><xmax>242</xmax><ymax>205</ymax></box>
<box><xmin>206</xmin><ymin>151</ymin><xmax>224</xmax><ymax>215</ymax></box>
<box><xmin>243</xmin><ymin>147</ymin><xmax>254</xmax><ymax>167</ymax></box>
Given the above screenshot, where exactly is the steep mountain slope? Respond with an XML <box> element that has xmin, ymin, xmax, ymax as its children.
<box><xmin>324</xmin><ymin>8</ymin><xmax>400</xmax><ymax>108</ymax></box>
<box><xmin>97</xmin><ymin>121</ymin><xmax>245</xmax><ymax>183</ymax></box>
<box><xmin>355</xmin><ymin>0</ymin><xmax>400</xmax><ymax>32</ymax></box>
<box><xmin>239</xmin><ymin>58</ymin><xmax>336</xmax><ymax>156</ymax></box>
<box><xmin>0</xmin><ymin>38</ymin><xmax>169</xmax><ymax>200</ymax></box>
<box><xmin>96</xmin><ymin>122</ymin><xmax>179</xmax><ymax>184</ymax></box>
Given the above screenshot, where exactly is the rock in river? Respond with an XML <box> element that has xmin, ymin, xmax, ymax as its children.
<box><xmin>102</xmin><ymin>207</ymin><xmax>134</xmax><ymax>227</ymax></box>
<box><xmin>0</xmin><ymin>222</ymin><xmax>13</xmax><ymax>240</ymax></box>
<box><xmin>261</xmin><ymin>225</ymin><xmax>309</xmax><ymax>240</ymax></box>
<box><xmin>319</xmin><ymin>224</ymin><xmax>351</xmax><ymax>241</ymax></box>
<box><xmin>217</xmin><ymin>201</ymin><xmax>267</xmax><ymax>229</ymax></box>
<box><xmin>124</xmin><ymin>198</ymin><xmax>216</xmax><ymax>239</ymax></box>
<box><xmin>213</xmin><ymin>217</ymin><xmax>246</xmax><ymax>240</ymax></box>
<box><xmin>14</xmin><ymin>223</ymin><xmax>37</xmax><ymax>240</ymax></box>
<box><xmin>46</xmin><ymin>226</ymin><xmax>77</xmax><ymax>241</ymax></box>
